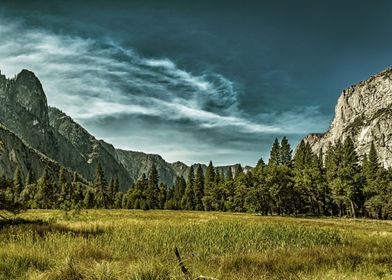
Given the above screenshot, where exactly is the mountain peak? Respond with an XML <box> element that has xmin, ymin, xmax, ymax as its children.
<box><xmin>12</xmin><ymin>69</ymin><xmax>49</xmax><ymax>125</ymax></box>
<box><xmin>302</xmin><ymin>66</ymin><xmax>392</xmax><ymax>167</ymax></box>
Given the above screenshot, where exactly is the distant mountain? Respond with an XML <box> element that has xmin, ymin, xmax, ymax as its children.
<box><xmin>0</xmin><ymin>69</ymin><xmax>249</xmax><ymax>189</ymax></box>
<box><xmin>303</xmin><ymin>67</ymin><xmax>392</xmax><ymax>168</ymax></box>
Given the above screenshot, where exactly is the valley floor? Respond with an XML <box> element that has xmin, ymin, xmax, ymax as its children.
<box><xmin>0</xmin><ymin>210</ymin><xmax>392</xmax><ymax>279</ymax></box>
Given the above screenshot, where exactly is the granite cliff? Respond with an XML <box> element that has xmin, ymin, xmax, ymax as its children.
<box><xmin>303</xmin><ymin>67</ymin><xmax>392</xmax><ymax>167</ymax></box>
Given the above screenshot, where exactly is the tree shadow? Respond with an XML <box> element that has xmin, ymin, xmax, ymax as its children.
<box><xmin>0</xmin><ymin>218</ymin><xmax>106</xmax><ymax>238</ymax></box>
<box><xmin>0</xmin><ymin>217</ymin><xmax>47</xmax><ymax>229</ymax></box>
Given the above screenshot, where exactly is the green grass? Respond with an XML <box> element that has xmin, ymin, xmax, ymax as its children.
<box><xmin>0</xmin><ymin>210</ymin><xmax>392</xmax><ymax>279</ymax></box>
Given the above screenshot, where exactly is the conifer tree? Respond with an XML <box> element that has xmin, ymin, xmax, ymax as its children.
<box><xmin>294</xmin><ymin>140</ymin><xmax>306</xmax><ymax>170</ymax></box>
<box><xmin>256</xmin><ymin>157</ymin><xmax>265</xmax><ymax>169</ymax></box>
<box><xmin>174</xmin><ymin>176</ymin><xmax>186</xmax><ymax>208</ymax></box>
<box><xmin>94</xmin><ymin>163</ymin><xmax>107</xmax><ymax>208</ymax></box>
<box><xmin>205</xmin><ymin>161</ymin><xmax>216</xmax><ymax>196</ymax></box>
<box><xmin>342</xmin><ymin>137</ymin><xmax>363</xmax><ymax>217</ymax></box>
<box><xmin>226</xmin><ymin>167</ymin><xmax>233</xmax><ymax>181</ymax></box>
<box><xmin>25</xmin><ymin>170</ymin><xmax>34</xmax><ymax>186</ymax></box>
<box><xmin>325</xmin><ymin>141</ymin><xmax>344</xmax><ymax>216</ymax></box>
<box><xmin>109</xmin><ymin>177</ymin><xmax>120</xmax><ymax>208</ymax></box>
<box><xmin>146</xmin><ymin>165</ymin><xmax>159</xmax><ymax>209</ymax></box>
<box><xmin>280</xmin><ymin>136</ymin><xmax>292</xmax><ymax>166</ymax></box>
<box><xmin>194</xmin><ymin>164</ymin><xmax>205</xmax><ymax>210</ymax></box>
<box><xmin>158</xmin><ymin>183</ymin><xmax>167</xmax><ymax>209</ymax></box>
<box><xmin>57</xmin><ymin>167</ymin><xmax>69</xmax><ymax>210</ymax></box>
<box><xmin>214</xmin><ymin>168</ymin><xmax>222</xmax><ymax>186</ymax></box>
<box><xmin>269</xmin><ymin>137</ymin><xmax>280</xmax><ymax>165</ymax></box>
<box><xmin>234</xmin><ymin>164</ymin><xmax>243</xmax><ymax>180</ymax></box>
<box><xmin>182</xmin><ymin>166</ymin><xmax>195</xmax><ymax>210</ymax></box>
<box><xmin>71</xmin><ymin>172</ymin><xmax>84</xmax><ymax>209</ymax></box>
<box><xmin>84</xmin><ymin>189</ymin><xmax>95</xmax><ymax>209</ymax></box>
<box><xmin>203</xmin><ymin>161</ymin><xmax>218</xmax><ymax>211</ymax></box>
<box><xmin>363</xmin><ymin>142</ymin><xmax>379</xmax><ymax>182</ymax></box>
<box><xmin>114</xmin><ymin>178</ymin><xmax>120</xmax><ymax>194</ymax></box>
<box><xmin>114</xmin><ymin>192</ymin><xmax>124</xmax><ymax>209</ymax></box>
<box><xmin>35</xmin><ymin>167</ymin><xmax>52</xmax><ymax>209</ymax></box>
<box><xmin>20</xmin><ymin>170</ymin><xmax>36</xmax><ymax>209</ymax></box>
<box><xmin>362</xmin><ymin>141</ymin><xmax>382</xmax><ymax>215</ymax></box>
<box><xmin>13</xmin><ymin>167</ymin><xmax>23</xmax><ymax>204</ymax></box>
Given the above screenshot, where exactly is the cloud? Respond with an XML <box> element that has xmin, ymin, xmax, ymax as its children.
<box><xmin>0</xmin><ymin>16</ymin><xmax>331</xmax><ymax>165</ymax></box>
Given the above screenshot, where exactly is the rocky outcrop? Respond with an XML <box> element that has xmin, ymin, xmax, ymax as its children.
<box><xmin>0</xmin><ymin>70</ymin><xmax>132</xmax><ymax>189</ymax></box>
<box><xmin>303</xmin><ymin>67</ymin><xmax>392</xmax><ymax>168</ymax></box>
<box><xmin>48</xmin><ymin>107</ymin><xmax>132</xmax><ymax>190</ymax></box>
<box><xmin>0</xmin><ymin>122</ymin><xmax>76</xmax><ymax>181</ymax></box>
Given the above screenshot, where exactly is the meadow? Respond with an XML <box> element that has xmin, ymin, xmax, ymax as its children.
<box><xmin>0</xmin><ymin>210</ymin><xmax>391</xmax><ymax>280</ymax></box>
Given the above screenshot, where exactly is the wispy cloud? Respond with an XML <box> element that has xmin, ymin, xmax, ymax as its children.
<box><xmin>0</xmin><ymin>18</ymin><xmax>328</xmax><ymax>134</ymax></box>
<box><xmin>0</xmin><ymin>17</ymin><xmax>330</xmax><ymax>164</ymax></box>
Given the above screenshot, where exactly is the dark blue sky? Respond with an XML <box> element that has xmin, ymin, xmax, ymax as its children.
<box><xmin>1</xmin><ymin>0</ymin><xmax>392</xmax><ymax>165</ymax></box>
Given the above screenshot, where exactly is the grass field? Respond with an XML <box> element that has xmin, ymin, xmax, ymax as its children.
<box><xmin>0</xmin><ymin>210</ymin><xmax>392</xmax><ymax>279</ymax></box>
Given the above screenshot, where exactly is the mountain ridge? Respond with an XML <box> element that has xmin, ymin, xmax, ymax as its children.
<box><xmin>0</xmin><ymin>69</ymin><xmax>250</xmax><ymax>189</ymax></box>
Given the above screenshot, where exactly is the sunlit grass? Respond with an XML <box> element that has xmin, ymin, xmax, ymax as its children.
<box><xmin>0</xmin><ymin>210</ymin><xmax>391</xmax><ymax>279</ymax></box>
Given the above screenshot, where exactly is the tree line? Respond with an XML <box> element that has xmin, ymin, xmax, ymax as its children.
<box><xmin>1</xmin><ymin>136</ymin><xmax>391</xmax><ymax>219</ymax></box>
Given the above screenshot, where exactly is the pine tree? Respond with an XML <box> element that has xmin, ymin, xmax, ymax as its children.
<box><xmin>109</xmin><ymin>177</ymin><xmax>120</xmax><ymax>208</ymax></box>
<box><xmin>25</xmin><ymin>170</ymin><xmax>34</xmax><ymax>186</ymax></box>
<box><xmin>107</xmin><ymin>177</ymin><xmax>115</xmax><ymax>209</ymax></box>
<box><xmin>226</xmin><ymin>167</ymin><xmax>233</xmax><ymax>181</ymax></box>
<box><xmin>194</xmin><ymin>164</ymin><xmax>205</xmax><ymax>211</ymax></box>
<box><xmin>182</xmin><ymin>166</ymin><xmax>195</xmax><ymax>210</ymax></box>
<box><xmin>362</xmin><ymin>141</ymin><xmax>382</xmax><ymax>216</ymax></box>
<box><xmin>363</xmin><ymin>142</ymin><xmax>379</xmax><ymax>181</ymax></box>
<box><xmin>294</xmin><ymin>140</ymin><xmax>306</xmax><ymax>170</ymax></box>
<box><xmin>342</xmin><ymin>137</ymin><xmax>363</xmax><ymax>217</ymax></box>
<box><xmin>35</xmin><ymin>167</ymin><xmax>52</xmax><ymax>209</ymax></box>
<box><xmin>20</xmin><ymin>170</ymin><xmax>36</xmax><ymax>209</ymax></box>
<box><xmin>256</xmin><ymin>157</ymin><xmax>265</xmax><ymax>169</ymax></box>
<box><xmin>327</xmin><ymin>138</ymin><xmax>363</xmax><ymax>217</ymax></box>
<box><xmin>214</xmin><ymin>168</ymin><xmax>221</xmax><ymax>186</ymax></box>
<box><xmin>13</xmin><ymin>167</ymin><xmax>23</xmax><ymax>204</ymax></box>
<box><xmin>203</xmin><ymin>161</ymin><xmax>217</xmax><ymax>211</ymax></box>
<box><xmin>71</xmin><ymin>172</ymin><xmax>84</xmax><ymax>209</ymax></box>
<box><xmin>174</xmin><ymin>176</ymin><xmax>186</xmax><ymax>208</ymax></box>
<box><xmin>84</xmin><ymin>189</ymin><xmax>95</xmax><ymax>209</ymax></box>
<box><xmin>114</xmin><ymin>178</ymin><xmax>120</xmax><ymax>193</ymax></box>
<box><xmin>280</xmin><ymin>136</ymin><xmax>292</xmax><ymax>166</ymax></box>
<box><xmin>114</xmin><ymin>192</ymin><xmax>124</xmax><ymax>209</ymax></box>
<box><xmin>269</xmin><ymin>137</ymin><xmax>280</xmax><ymax>165</ymax></box>
<box><xmin>94</xmin><ymin>163</ymin><xmax>107</xmax><ymax>208</ymax></box>
<box><xmin>205</xmin><ymin>161</ymin><xmax>216</xmax><ymax>196</ymax></box>
<box><xmin>158</xmin><ymin>183</ymin><xmax>167</xmax><ymax>209</ymax></box>
<box><xmin>146</xmin><ymin>165</ymin><xmax>159</xmax><ymax>209</ymax></box>
<box><xmin>234</xmin><ymin>164</ymin><xmax>243</xmax><ymax>179</ymax></box>
<box><xmin>57</xmin><ymin>167</ymin><xmax>69</xmax><ymax>210</ymax></box>
<box><xmin>325</xmin><ymin>141</ymin><xmax>344</xmax><ymax>216</ymax></box>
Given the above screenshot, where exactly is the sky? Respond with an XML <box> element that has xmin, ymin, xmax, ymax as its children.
<box><xmin>0</xmin><ymin>0</ymin><xmax>392</xmax><ymax>166</ymax></box>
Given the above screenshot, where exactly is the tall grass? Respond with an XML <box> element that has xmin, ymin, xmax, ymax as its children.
<box><xmin>0</xmin><ymin>210</ymin><xmax>391</xmax><ymax>279</ymax></box>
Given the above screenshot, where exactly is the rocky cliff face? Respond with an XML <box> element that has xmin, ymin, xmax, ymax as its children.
<box><xmin>0</xmin><ymin>122</ymin><xmax>75</xmax><ymax>182</ymax></box>
<box><xmin>303</xmin><ymin>67</ymin><xmax>392</xmax><ymax>167</ymax></box>
<box><xmin>48</xmin><ymin>107</ymin><xmax>132</xmax><ymax>189</ymax></box>
<box><xmin>0</xmin><ymin>69</ymin><xmax>248</xmax><ymax>189</ymax></box>
<box><xmin>0</xmin><ymin>70</ymin><xmax>132</xmax><ymax>189</ymax></box>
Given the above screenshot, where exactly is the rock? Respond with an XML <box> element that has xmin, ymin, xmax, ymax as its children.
<box><xmin>303</xmin><ymin>67</ymin><xmax>392</xmax><ymax>168</ymax></box>
<box><xmin>0</xmin><ymin>122</ymin><xmax>77</xmax><ymax>182</ymax></box>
